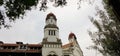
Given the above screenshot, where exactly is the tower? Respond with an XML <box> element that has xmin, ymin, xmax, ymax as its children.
<box><xmin>68</xmin><ymin>32</ymin><xmax>77</xmax><ymax>43</ymax></box>
<box><xmin>68</xmin><ymin>32</ymin><xmax>83</xmax><ymax>56</ymax></box>
<box><xmin>44</xmin><ymin>13</ymin><xmax>59</xmax><ymax>42</ymax></box>
<box><xmin>42</xmin><ymin>13</ymin><xmax>62</xmax><ymax>56</ymax></box>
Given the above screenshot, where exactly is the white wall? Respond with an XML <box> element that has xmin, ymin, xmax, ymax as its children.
<box><xmin>44</xmin><ymin>28</ymin><xmax>59</xmax><ymax>37</ymax></box>
<box><xmin>42</xmin><ymin>47</ymin><xmax>62</xmax><ymax>56</ymax></box>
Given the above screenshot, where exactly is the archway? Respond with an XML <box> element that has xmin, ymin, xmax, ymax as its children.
<box><xmin>47</xmin><ymin>51</ymin><xmax>58</xmax><ymax>56</ymax></box>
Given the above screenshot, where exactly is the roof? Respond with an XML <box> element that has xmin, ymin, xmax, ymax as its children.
<box><xmin>46</xmin><ymin>13</ymin><xmax>57</xmax><ymax>21</ymax></box>
<box><xmin>68</xmin><ymin>32</ymin><xmax>77</xmax><ymax>39</ymax></box>
<box><xmin>0</xmin><ymin>41</ymin><xmax>3</xmax><ymax>44</ymax></box>
<box><xmin>0</xmin><ymin>43</ymin><xmax>42</xmax><ymax>47</ymax></box>
<box><xmin>0</xmin><ymin>49</ymin><xmax>41</xmax><ymax>53</ymax></box>
<box><xmin>44</xmin><ymin>24</ymin><xmax>59</xmax><ymax>29</ymax></box>
<box><xmin>62</xmin><ymin>42</ymin><xmax>73</xmax><ymax>49</ymax></box>
<box><xmin>42</xmin><ymin>42</ymin><xmax>62</xmax><ymax>44</ymax></box>
<box><xmin>28</xmin><ymin>44</ymin><xmax>42</xmax><ymax>47</ymax></box>
<box><xmin>0</xmin><ymin>43</ymin><xmax>18</xmax><ymax>46</ymax></box>
<box><xmin>0</xmin><ymin>43</ymin><xmax>42</xmax><ymax>53</ymax></box>
<box><xmin>42</xmin><ymin>38</ymin><xmax>62</xmax><ymax>44</ymax></box>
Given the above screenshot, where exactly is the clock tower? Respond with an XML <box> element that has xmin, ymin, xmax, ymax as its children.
<box><xmin>42</xmin><ymin>13</ymin><xmax>62</xmax><ymax>56</ymax></box>
<box><xmin>44</xmin><ymin>13</ymin><xmax>59</xmax><ymax>42</ymax></box>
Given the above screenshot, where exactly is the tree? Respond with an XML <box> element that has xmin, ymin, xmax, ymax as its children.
<box><xmin>107</xmin><ymin>0</ymin><xmax>120</xmax><ymax>21</ymax></box>
<box><xmin>88</xmin><ymin>0</ymin><xmax>120</xmax><ymax>56</ymax></box>
<box><xmin>0</xmin><ymin>0</ymin><xmax>67</xmax><ymax>28</ymax></box>
<box><xmin>0</xmin><ymin>0</ymin><xmax>39</xmax><ymax>28</ymax></box>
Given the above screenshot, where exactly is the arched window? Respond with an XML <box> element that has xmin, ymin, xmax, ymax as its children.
<box><xmin>48</xmin><ymin>54</ymin><xmax>52</xmax><ymax>56</ymax></box>
<box><xmin>47</xmin><ymin>51</ymin><xmax>58</xmax><ymax>56</ymax></box>
<box><xmin>48</xmin><ymin>54</ymin><xmax>57</xmax><ymax>56</ymax></box>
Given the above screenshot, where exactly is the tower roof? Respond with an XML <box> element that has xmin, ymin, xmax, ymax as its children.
<box><xmin>46</xmin><ymin>13</ymin><xmax>57</xmax><ymax>21</ymax></box>
<box><xmin>68</xmin><ymin>32</ymin><xmax>77</xmax><ymax>39</ymax></box>
<box><xmin>44</xmin><ymin>24</ymin><xmax>59</xmax><ymax>29</ymax></box>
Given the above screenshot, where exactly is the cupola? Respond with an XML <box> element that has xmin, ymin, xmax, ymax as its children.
<box><xmin>46</xmin><ymin>13</ymin><xmax>57</xmax><ymax>21</ymax></box>
<box><xmin>45</xmin><ymin>13</ymin><xmax>57</xmax><ymax>25</ymax></box>
<box><xmin>68</xmin><ymin>32</ymin><xmax>77</xmax><ymax>40</ymax></box>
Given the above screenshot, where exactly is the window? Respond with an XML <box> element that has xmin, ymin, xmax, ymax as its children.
<box><xmin>48</xmin><ymin>30</ymin><xmax>56</xmax><ymax>36</ymax></box>
<box><xmin>20</xmin><ymin>45</ymin><xmax>27</xmax><ymax>49</ymax></box>
<box><xmin>51</xmin><ymin>30</ymin><xmax>53</xmax><ymax>35</ymax></box>
<box><xmin>53</xmin><ymin>30</ymin><xmax>56</xmax><ymax>35</ymax></box>
<box><xmin>49</xmin><ymin>30</ymin><xmax>51</xmax><ymax>35</ymax></box>
<box><xmin>48</xmin><ymin>54</ymin><xmax>57</xmax><ymax>56</ymax></box>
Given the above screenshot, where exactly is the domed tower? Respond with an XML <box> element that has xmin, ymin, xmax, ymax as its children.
<box><xmin>44</xmin><ymin>13</ymin><xmax>59</xmax><ymax>42</ymax></box>
<box><xmin>42</xmin><ymin>13</ymin><xmax>62</xmax><ymax>56</ymax></box>
<box><xmin>68</xmin><ymin>32</ymin><xmax>77</xmax><ymax>43</ymax></box>
<box><xmin>68</xmin><ymin>32</ymin><xmax>83</xmax><ymax>56</ymax></box>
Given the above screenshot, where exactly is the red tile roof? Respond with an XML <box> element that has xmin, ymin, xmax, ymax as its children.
<box><xmin>0</xmin><ymin>43</ymin><xmax>18</xmax><ymax>46</ymax></box>
<box><xmin>0</xmin><ymin>49</ymin><xmax>41</xmax><ymax>53</ymax></box>
<box><xmin>28</xmin><ymin>44</ymin><xmax>42</xmax><ymax>47</ymax></box>
<box><xmin>0</xmin><ymin>43</ymin><xmax>42</xmax><ymax>47</ymax></box>
<box><xmin>62</xmin><ymin>42</ymin><xmax>73</xmax><ymax>49</ymax></box>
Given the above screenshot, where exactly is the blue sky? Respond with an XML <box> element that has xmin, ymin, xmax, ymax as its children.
<box><xmin>0</xmin><ymin>0</ymin><xmax>103</xmax><ymax>56</ymax></box>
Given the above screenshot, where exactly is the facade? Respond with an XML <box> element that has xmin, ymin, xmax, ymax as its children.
<box><xmin>0</xmin><ymin>13</ymin><xmax>83</xmax><ymax>56</ymax></box>
<box><xmin>0</xmin><ymin>41</ymin><xmax>42</xmax><ymax>56</ymax></box>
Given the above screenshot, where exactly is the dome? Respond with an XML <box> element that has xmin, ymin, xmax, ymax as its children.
<box><xmin>68</xmin><ymin>32</ymin><xmax>77</xmax><ymax>39</ymax></box>
<box><xmin>46</xmin><ymin>13</ymin><xmax>57</xmax><ymax>21</ymax></box>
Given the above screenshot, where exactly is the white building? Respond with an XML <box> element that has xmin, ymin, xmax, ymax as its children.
<box><xmin>0</xmin><ymin>12</ymin><xmax>83</xmax><ymax>56</ymax></box>
<box><xmin>42</xmin><ymin>13</ymin><xmax>83</xmax><ymax>56</ymax></box>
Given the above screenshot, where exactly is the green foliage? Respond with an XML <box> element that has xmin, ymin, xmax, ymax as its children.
<box><xmin>89</xmin><ymin>0</ymin><xmax>120</xmax><ymax>56</ymax></box>
<box><xmin>0</xmin><ymin>0</ymin><xmax>67</xmax><ymax>28</ymax></box>
<box><xmin>39</xmin><ymin>0</ymin><xmax>67</xmax><ymax>11</ymax></box>
<box><xmin>0</xmin><ymin>0</ymin><xmax>3</xmax><ymax>5</ymax></box>
<box><xmin>104</xmin><ymin>0</ymin><xmax>120</xmax><ymax>22</ymax></box>
<box><xmin>0</xmin><ymin>0</ymin><xmax>39</xmax><ymax>28</ymax></box>
<box><xmin>0</xmin><ymin>12</ymin><xmax>4</xmax><ymax>26</ymax></box>
<box><xmin>5</xmin><ymin>0</ymin><xmax>38</xmax><ymax>21</ymax></box>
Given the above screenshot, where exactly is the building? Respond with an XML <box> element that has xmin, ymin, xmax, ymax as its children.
<box><xmin>0</xmin><ymin>13</ymin><xmax>83</xmax><ymax>56</ymax></box>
